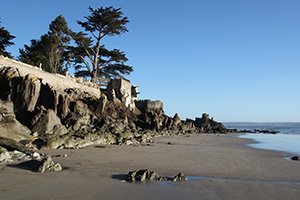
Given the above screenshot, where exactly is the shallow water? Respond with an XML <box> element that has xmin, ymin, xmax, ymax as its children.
<box><xmin>224</xmin><ymin>122</ymin><xmax>300</xmax><ymax>155</ymax></box>
<box><xmin>224</xmin><ymin>122</ymin><xmax>300</xmax><ymax>135</ymax></box>
<box><xmin>129</xmin><ymin>176</ymin><xmax>300</xmax><ymax>186</ymax></box>
<box><xmin>239</xmin><ymin>133</ymin><xmax>300</xmax><ymax>155</ymax></box>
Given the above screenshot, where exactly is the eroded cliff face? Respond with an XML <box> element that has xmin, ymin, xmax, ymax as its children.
<box><xmin>0</xmin><ymin>56</ymin><xmax>227</xmax><ymax>150</ymax></box>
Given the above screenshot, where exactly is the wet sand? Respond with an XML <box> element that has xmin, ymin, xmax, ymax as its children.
<box><xmin>1</xmin><ymin>134</ymin><xmax>300</xmax><ymax>200</ymax></box>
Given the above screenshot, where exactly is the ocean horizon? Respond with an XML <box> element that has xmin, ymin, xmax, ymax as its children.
<box><xmin>224</xmin><ymin>122</ymin><xmax>300</xmax><ymax>155</ymax></box>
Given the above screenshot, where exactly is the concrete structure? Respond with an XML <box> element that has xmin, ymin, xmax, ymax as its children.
<box><xmin>0</xmin><ymin>56</ymin><xmax>100</xmax><ymax>98</ymax></box>
<box><xmin>135</xmin><ymin>100</ymin><xmax>164</xmax><ymax>112</ymax></box>
<box><xmin>107</xmin><ymin>79</ymin><xmax>136</xmax><ymax>110</ymax></box>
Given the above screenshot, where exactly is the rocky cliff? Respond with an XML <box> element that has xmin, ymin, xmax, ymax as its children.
<box><xmin>0</xmin><ymin>55</ymin><xmax>228</xmax><ymax>151</ymax></box>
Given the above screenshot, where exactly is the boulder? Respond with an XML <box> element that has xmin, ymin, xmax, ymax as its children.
<box><xmin>291</xmin><ymin>156</ymin><xmax>299</xmax><ymax>161</ymax></box>
<box><xmin>31</xmin><ymin>107</ymin><xmax>64</xmax><ymax>135</ymax></box>
<box><xmin>0</xmin><ymin>66</ymin><xmax>22</xmax><ymax>100</ymax></box>
<box><xmin>127</xmin><ymin>169</ymin><xmax>186</xmax><ymax>182</ymax></box>
<box><xmin>63</xmin><ymin>100</ymin><xmax>92</xmax><ymax>131</ymax></box>
<box><xmin>172</xmin><ymin>172</ymin><xmax>187</xmax><ymax>181</ymax></box>
<box><xmin>185</xmin><ymin>113</ymin><xmax>227</xmax><ymax>133</ymax></box>
<box><xmin>46</xmin><ymin>132</ymin><xmax>117</xmax><ymax>149</ymax></box>
<box><xmin>36</xmin><ymin>82</ymin><xmax>58</xmax><ymax>112</ymax></box>
<box><xmin>0</xmin><ymin>100</ymin><xmax>33</xmax><ymax>141</ymax></box>
<box><xmin>172</xmin><ymin>113</ymin><xmax>181</xmax><ymax>126</ymax></box>
<box><xmin>0</xmin><ymin>151</ymin><xmax>11</xmax><ymax>164</ymax></box>
<box><xmin>0</xmin><ymin>136</ymin><xmax>33</xmax><ymax>155</ymax></box>
<box><xmin>0</xmin><ymin>150</ymin><xmax>31</xmax><ymax>164</ymax></box>
<box><xmin>38</xmin><ymin>156</ymin><xmax>62</xmax><ymax>173</ymax></box>
<box><xmin>95</xmin><ymin>94</ymin><xmax>107</xmax><ymax>116</ymax></box>
<box><xmin>12</xmin><ymin>155</ymin><xmax>62</xmax><ymax>173</ymax></box>
<box><xmin>128</xmin><ymin>169</ymin><xmax>160</xmax><ymax>182</ymax></box>
<box><xmin>0</xmin><ymin>146</ymin><xmax>7</xmax><ymax>153</ymax></box>
<box><xmin>14</xmin><ymin>73</ymin><xmax>41</xmax><ymax>112</ymax></box>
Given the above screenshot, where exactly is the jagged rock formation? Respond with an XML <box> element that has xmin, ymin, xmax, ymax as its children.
<box><xmin>0</xmin><ymin>136</ymin><xmax>62</xmax><ymax>173</ymax></box>
<box><xmin>127</xmin><ymin>169</ymin><xmax>187</xmax><ymax>182</ymax></box>
<box><xmin>0</xmin><ymin>100</ymin><xmax>33</xmax><ymax>141</ymax></box>
<box><xmin>0</xmin><ymin>56</ymin><xmax>228</xmax><ymax>150</ymax></box>
<box><xmin>5</xmin><ymin>154</ymin><xmax>62</xmax><ymax>173</ymax></box>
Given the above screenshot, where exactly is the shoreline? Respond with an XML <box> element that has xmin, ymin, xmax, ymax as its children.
<box><xmin>1</xmin><ymin>133</ymin><xmax>300</xmax><ymax>200</ymax></box>
<box><xmin>238</xmin><ymin>133</ymin><xmax>300</xmax><ymax>155</ymax></box>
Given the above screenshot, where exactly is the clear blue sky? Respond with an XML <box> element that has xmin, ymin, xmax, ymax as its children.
<box><xmin>1</xmin><ymin>0</ymin><xmax>300</xmax><ymax>122</ymax></box>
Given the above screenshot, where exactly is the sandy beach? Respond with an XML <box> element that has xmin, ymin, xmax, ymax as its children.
<box><xmin>0</xmin><ymin>134</ymin><xmax>300</xmax><ymax>200</ymax></box>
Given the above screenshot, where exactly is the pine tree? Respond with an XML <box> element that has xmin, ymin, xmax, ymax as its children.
<box><xmin>19</xmin><ymin>37</ymin><xmax>49</xmax><ymax>70</ymax></box>
<box><xmin>0</xmin><ymin>20</ymin><xmax>15</xmax><ymax>58</ymax></box>
<box><xmin>47</xmin><ymin>15</ymin><xmax>71</xmax><ymax>73</ymax></box>
<box><xmin>19</xmin><ymin>15</ymin><xmax>71</xmax><ymax>74</ymax></box>
<box><xmin>69</xmin><ymin>6</ymin><xmax>133</xmax><ymax>85</ymax></box>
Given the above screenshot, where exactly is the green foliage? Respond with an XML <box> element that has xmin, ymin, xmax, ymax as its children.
<box><xmin>69</xmin><ymin>6</ymin><xmax>133</xmax><ymax>85</ymax></box>
<box><xmin>19</xmin><ymin>37</ymin><xmax>50</xmax><ymax>71</ymax></box>
<box><xmin>0</xmin><ymin>20</ymin><xmax>15</xmax><ymax>58</ymax></box>
<box><xmin>19</xmin><ymin>15</ymin><xmax>71</xmax><ymax>74</ymax></box>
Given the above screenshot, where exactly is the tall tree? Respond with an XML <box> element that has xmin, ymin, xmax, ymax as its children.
<box><xmin>70</xmin><ymin>6</ymin><xmax>133</xmax><ymax>85</ymax></box>
<box><xmin>19</xmin><ymin>37</ymin><xmax>50</xmax><ymax>70</ymax></box>
<box><xmin>47</xmin><ymin>15</ymin><xmax>71</xmax><ymax>73</ymax></box>
<box><xmin>0</xmin><ymin>20</ymin><xmax>15</xmax><ymax>58</ymax></box>
<box><xmin>19</xmin><ymin>15</ymin><xmax>71</xmax><ymax>74</ymax></box>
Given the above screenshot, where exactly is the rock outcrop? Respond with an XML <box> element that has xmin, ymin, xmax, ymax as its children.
<box><xmin>127</xmin><ymin>169</ymin><xmax>187</xmax><ymax>182</ymax></box>
<box><xmin>8</xmin><ymin>155</ymin><xmax>62</xmax><ymax>173</ymax></box>
<box><xmin>0</xmin><ymin>136</ymin><xmax>62</xmax><ymax>173</ymax></box>
<box><xmin>0</xmin><ymin>100</ymin><xmax>33</xmax><ymax>141</ymax></box>
<box><xmin>0</xmin><ymin>56</ymin><xmax>229</xmax><ymax>150</ymax></box>
<box><xmin>290</xmin><ymin>156</ymin><xmax>300</xmax><ymax>161</ymax></box>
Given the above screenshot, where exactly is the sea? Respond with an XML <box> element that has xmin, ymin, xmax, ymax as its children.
<box><xmin>224</xmin><ymin>122</ymin><xmax>300</xmax><ymax>155</ymax></box>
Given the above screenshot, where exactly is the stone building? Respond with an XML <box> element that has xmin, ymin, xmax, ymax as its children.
<box><xmin>106</xmin><ymin>79</ymin><xmax>136</xmax><ymax>110</ymax></box>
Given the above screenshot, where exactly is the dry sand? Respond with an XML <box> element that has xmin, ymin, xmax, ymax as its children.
<box><xmin>0</xmin><ymin>134</ymin><xmax>300</xmax><ymax>200</ymax></box>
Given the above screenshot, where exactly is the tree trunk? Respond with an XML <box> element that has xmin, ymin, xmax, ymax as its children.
<box><xmin>91</xmin><ymin>70</ymin><xmax>98</xmax><ymax>83</ymax></box>
<box><xmin>91</xmin><ymin>33</ymin><xmax>102</xmax><ymax>84</ymax></box>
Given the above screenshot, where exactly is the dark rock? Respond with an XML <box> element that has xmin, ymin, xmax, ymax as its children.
<box><xmin>127</xmin><ymin>169</ymin><xmax>186</xmax><ymax>182</ymax></box>
<box><xmin>38</xmin><ymin>156</ymin><xmax>62</xmax><ymax>172</ymax></box>
<box><xmin>0</xmin><ymin>136</ymin><xmax>33</xmax><ymax>155</ymax></box>
<box><xmin>0</xmin><ymin>150</ymin><xmax>31</xmax><ymax>164</ymax></box>
<box><xmin>172</xmin><ymin>113</ymin><xmax>181</xmax><ymax>126</ymax></box>
<box><xmin>128</xmin><ymin>169</ymin><xmax>160</xmax><ymax>182</ymax></box>
<box><xmin>172</xmin><ymin>172</ymin><xmax>187</xmax><ymax>181</ymax></box>
<box><xmin>0</xmin><ymin>66</ymin><xmax>22</xmax><ymax>100</ymax></box>
<box><xmin>31</xmin><ymin>107</ymin><xmax>64</xmax><ymax>135</ymax></box>
<box><xmin>11</xmin><ymin>155</ymin><xmax>62</xmax><ymax>173</ymax></box>
<box><xmin>236</xmin><ymin>129</ymin><xmax>279</xmax><ymax>134</ymax></box>
<box><xmin>95</xmin><ymin>94</ymin><xmax>107</xmax><ymax>116</ymax></box>
<box><xmin>255</xmin><ymin>129</ymin><xmax>279</xmax><ymax>134</ymax></box>
<box><xmin>191</xmin><ymin>113</ymin><xmax>227</xmax><ymax>133</ymax></box>
<box><xmin>237</xmin><ymin>129</ymin><xmax>255</xmax><ymax>133</ymax></box>
<box><xmin>14</xmin><ymin>73</ymin><xmax>41</xmax><ymax>112</ymax></box>
<box><xmin>291</xmin><ymin>156</ymin><xmax>299</xmax><ymax>161</ymax></box>
<box><xmin>36</xmin><ymin>83</ymin><xmax>58</xmax><ymax>112</ymax></box>
<box><xmin>0</xmin><ymin>100</ymin><xmax>33</xmax><ymax>141</ymax></box>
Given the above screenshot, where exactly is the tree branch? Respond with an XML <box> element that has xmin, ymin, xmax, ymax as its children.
<box><xmin>79</xmin><ymin>55</ymin><xmax>91</xmax><ymax>73</ymax></box>
<box><xmin>91</xmin><ymin>31</ymin><xmax>98</xmax><ymax>40</ymax></box>
<box><xmin>79</xmin><ymin>41</ymin><xmax>94</xmax><ymax>65</ymax></box>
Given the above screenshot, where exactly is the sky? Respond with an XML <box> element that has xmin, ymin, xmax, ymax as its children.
<box><xmin>1</xmin><ymin>0</ymin><xmax>300</xmax><ymax>122</ymax></box>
